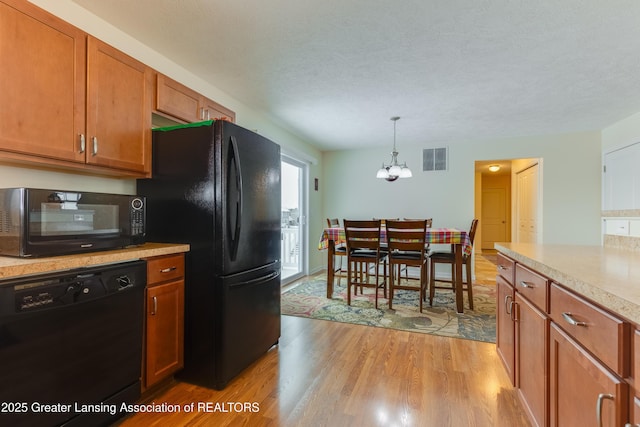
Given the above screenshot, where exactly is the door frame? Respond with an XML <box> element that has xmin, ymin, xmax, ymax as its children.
<box><xmin>280</xmin><ymin>153</ymin><xmax>309</xmax><ymax>285</ymax></box>
<box><xmin>474</xmin><ymin>158</ymin><xmax>543</xmax><ymax>248</ymax></box>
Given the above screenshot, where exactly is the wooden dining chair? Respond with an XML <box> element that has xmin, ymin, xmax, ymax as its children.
<box><xmin>343</xmin><ymin>219</ymin><xmax>387</xmax><ymax>308</ymax></box>
<box><xmin>366</xmin><ymin>218</ymin><xmax>399</xmax><ymax>279</ymax></box>
<box><xmin>428</xmin><ymin>219</ymin><xmax>479</xmax><ymax>310</ymax></box>
<box><xmin>326</xmin><ymin>218</ymin><xmax>347</xmax><ymax>286</ymax></box>
<box><xmin>401</xmin><ymin>218</ymin><xmax>432</xmax><ymax>280</ymax></box>
<box><xmin>385</xmin><ymin>220</ymin><xmax>429</xmax><ymax>312</ymax></box>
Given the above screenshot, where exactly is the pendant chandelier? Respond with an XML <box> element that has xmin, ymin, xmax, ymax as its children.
<box><xmin>376</xmin><ymin>116</ymin><xmax>412</xmax><ymax>181</ymax></box>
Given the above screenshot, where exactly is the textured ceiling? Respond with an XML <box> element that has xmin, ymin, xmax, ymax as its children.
<box><xmin>71</xmin><ymin>0</ymin><xmax>640</xmax><ymax>151</ymax></box>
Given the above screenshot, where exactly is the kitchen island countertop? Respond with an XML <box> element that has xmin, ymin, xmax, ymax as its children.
<box><xmin>0</xmin><ymin>242</ymin><xmax>190</xmax><ymax>280</ymax></box>
<box><xmin>495</xmin><ymin>242</ymin><xmax>640</xmax><ymax>325</ymax></box>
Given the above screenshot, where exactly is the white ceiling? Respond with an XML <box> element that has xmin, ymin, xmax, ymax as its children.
<box><xmin>71</xmin><ymin>0</ymin><xmax>640</xmax><ymax>151</ymax></box>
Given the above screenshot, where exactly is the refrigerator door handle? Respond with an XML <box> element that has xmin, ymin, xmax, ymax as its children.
<box><xmin>228</xmin><ymin>270</ymin><xmax>281</xmax><ymax>288</ymax></box>
<box><xmin>229</xmin><ymin>135</ymin><xmax>243</xmax><ymax>261</ymax></box>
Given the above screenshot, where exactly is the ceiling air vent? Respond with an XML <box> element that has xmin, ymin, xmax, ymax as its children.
<box><xmin>423</xmin><ymin>147</ymin><xmax>448</xmax><ymax>172</ymax></box>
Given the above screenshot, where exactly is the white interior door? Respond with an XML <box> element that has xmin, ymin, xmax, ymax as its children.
<box><xmin>281</xmin><ymin>156</ymin><xmax>307</xmax><ymax>284</ymax></box>
<box><xmin>482</xmin><ymin>187</ymin><xmax>507</xmax><ymax>249</ymax></box>
<box><xmin>516</xmin><ymin>164</ymin><xmax>539</xmax><ymax>243</ymax></box>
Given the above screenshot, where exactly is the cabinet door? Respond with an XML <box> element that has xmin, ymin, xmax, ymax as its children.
<box><xmin>146</xmin><ymin>280</ymin><xmax>184</xmax><ymax>388</ymax></box>
<box><xmin>497</xmin><ymin>275</ymin><xmax>516</xmax><ymax>386</ymax></box>
<box><xmin>200</xmin><ymin>97</ymin><xmax>236</xmax><ymax>123</ymax></box>
<box><xmin>549</xmin><ymin>322</ymin><xmax>628</xmax><ymax>427</ymax></box>
<box><xmin>155</xmin><ymin>74</ymin><xmax>200</xmax><ymax>123</ymax></box>
<box><xmin>603</xmin><ymin>142</ymin><xmax>640</xmax><ymax>210</ymax></box>
<box><xmin>0</xmin><ymin>0</ymin><xmax>85</xmax><ymax>163</ymax></box>
<box><xmin>86</xmin><ymin>36</ymin><xmax>151</xmax><ymax>174</ymax></box>
<box><xmin>515</xmin><ymin>293</ymin><xmax>549</xmax><ymax>427</ymax></box>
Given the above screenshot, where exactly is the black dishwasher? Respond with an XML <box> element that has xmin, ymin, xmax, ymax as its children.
<box><xmin>0</xmin><ymin>260</ymin><xmax>146</xmax><ymax>427</ymax></box>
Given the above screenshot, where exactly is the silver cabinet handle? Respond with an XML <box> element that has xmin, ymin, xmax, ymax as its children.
<box><xmin>160</xmin><ymin>267</ymin><xmax>177</xmax><ymax>273</ymax></box>
<box><xmin>79</xmin><ymin>134</ymin><xmax>85</xmax><ymax>153</ymax></box>
<box><xmin>205</xmin><ymin>109</ymin><xmax>211</xmax><ymax>120</ymax></box>
<box><xmin>200</xmin><ymin>107</ymin><xmax>205</xmax><ymax>120</ymax></box>
<box><xmin>596</xmin><ymin>393</ymin><xmax>614</xmax><ymax>427</ymax></box>
<box><xmin>91</xmin><ymin>136</ymin><xmax>98</xmax><ymax>156</ymax></box>
<box><xmin>519</xmin><ymin>281</ymin><xmax>533</xmax><ymax>289</ymax></box>
<box><xmin>562</xmin><ymin>312</ymin><xmax>587</xmax><ymax>327</ymax></box>
<box><xmin>504</xmin><ymin>295</ymin><xmax>513</xmax><ymax>315</ymax></box>
<box><xmin>498</xmin><ymin>264</ymin><xmax>507</xmax><ymax>270</ymax></box>
<box><xmin>151</xmin><ymin>296</ymin><xmax>157</xmax><ymax>315</ymax></box>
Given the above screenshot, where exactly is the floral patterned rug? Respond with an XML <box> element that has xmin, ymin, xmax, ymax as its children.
<box><xmin>281</xmin><ymin>276</ymin><xmax>496</xmax><ymax>343</ymax></box>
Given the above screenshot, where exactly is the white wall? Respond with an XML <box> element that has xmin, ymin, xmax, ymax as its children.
<box><xmin>322</xmin><ymin>130</ymin><xmax>602</xmax><ymax>257</ymax></box>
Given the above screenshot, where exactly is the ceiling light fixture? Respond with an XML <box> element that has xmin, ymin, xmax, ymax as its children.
<box><xmin>488</xmin><ymin>164</ymin><xmax>501</xmax><ymax>172</ymax></box>
<box><xmin>376</xmin><ymin>116</ymin><xmax>412</xmax><ymax>182</ymax></box>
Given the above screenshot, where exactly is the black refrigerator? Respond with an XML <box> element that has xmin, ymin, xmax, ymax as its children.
<box><xmin>137</xmin><ymin>120</ymin><xmax>281</xmax><ymax>390</ymax></box>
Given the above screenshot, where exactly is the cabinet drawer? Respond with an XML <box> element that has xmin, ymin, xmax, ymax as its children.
<box><xmin>496</xmin><ymin>253</ymin><xmax>515</xmax><ymax>285</ymax></box>
<box><xmin>515</xmin><ymin>264</ymin><xmax>548</xmax><ymax>311</ymax></box>
<box><xmin>550</xmin><ymin>282</ymin><xmax>629</xmax><ymax>377</ymax></box>
<box><xmin>146</xmin><ymin>254</ymin><xmax>185</xmax><ymax>285</ymax></box>
<box><xmin>605</xmin><ymin>219</ymin><xmax>630</xmax><ymax>236</ymax></box>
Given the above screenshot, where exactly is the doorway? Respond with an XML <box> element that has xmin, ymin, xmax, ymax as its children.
<box><xmin>281</xmin><ymin>155</ymin><xmax>308</xmax><ymax>284</ymax></box>
<box><xmin>476</xmin><ymin>161</ymin><xmax>512</xmax><ymax>251</ymax></box>
<box><xmin>475</xmin><ymin>158</ymin><xmax>542</xmax><ymax>249</ymax></box>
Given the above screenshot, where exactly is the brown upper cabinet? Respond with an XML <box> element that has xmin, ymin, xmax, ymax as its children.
<box><xmin>86</xmin><ymin>36</ymin><xmax>152</xmax><ymax>175</ymax></box>
<box><xmin>0</xmin><ymin>0</ymin><xmax>152</xmax><ymax>177</ymax></box>
<box><xmin>0</xmin><ymin>0</ymin><xmax>86</xmax><ymax>165</ymax></box>
<box><xmin>156</xmin><ymin>74</ymin><xmax>236</xmax><ymax>123</ymax></box>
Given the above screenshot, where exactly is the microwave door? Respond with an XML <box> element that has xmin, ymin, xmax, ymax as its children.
<box><xmin>0</xmin><ymin>188</ymin><xmax>144</xmax><ymax>258</ymax></box>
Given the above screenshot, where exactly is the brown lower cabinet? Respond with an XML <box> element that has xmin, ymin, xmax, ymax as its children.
<box><xmin>634</xmin><ymin>331</ymin><xmax>640</xmax><ymax>425</ymax></box>
<box><xmin>549</xmin><ymin>322</ymin><xmax>628</xmax><ymax>427</ymax></box>
<box><xmin>143</xmin><ymin>254</ymin><xmax>185</xmax><ymax>390</ymax></box>
<box><xmin>496</xmin><ymin>252</ymin><xmax>636</xmax><ymax>427</ymax></box>
<box><xmin>514</xmin><ymin>293</ymin><xmax>549</xmax><ymax>427</ymax></box>
<box><xmin>496</xmin><ymin>275</ymin><xmax>516</xmax><ymax>385</ymax></box>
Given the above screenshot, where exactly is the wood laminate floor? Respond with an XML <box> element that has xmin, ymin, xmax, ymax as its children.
<box><xmin>118</xmin><ymin>252</ymin><xmax>528</xmax><ymax>426</ymax></box>
<box><xmin>118</xmin><ymin>315</ymin><xmax>530</xmax><ymax>426</ymax></box>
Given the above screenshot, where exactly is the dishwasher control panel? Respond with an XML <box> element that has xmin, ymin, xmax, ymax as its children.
<box><xmin>0</xmin><ymin>260</ymin><xmax>146</xmax><ymax>315</ymax></box>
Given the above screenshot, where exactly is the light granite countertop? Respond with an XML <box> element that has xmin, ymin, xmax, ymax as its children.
<box><xmin>0</xmin><ymin>242</ymin><xmax>190</xmax><ymax>280</ymax></box>
<box><xmin>495</xmin><ymin>242</ymin><xmax>640</xmax><ymax>325</ymax></box>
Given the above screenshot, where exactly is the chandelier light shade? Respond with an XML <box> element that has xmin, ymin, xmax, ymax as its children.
<box><xmin>376</xmin><ymin>116</ymin><xmax>412</xmax><ymax>181</ymax></box>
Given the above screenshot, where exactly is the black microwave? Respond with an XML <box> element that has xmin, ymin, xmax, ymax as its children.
<box><xmin>0</xmin><ymin>188</ymin><xmax>145</xmax><ymax>258</ymax></box>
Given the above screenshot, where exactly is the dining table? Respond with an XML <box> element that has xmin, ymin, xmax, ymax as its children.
<box><xmin>318</xmin><ymin>227</ymin><xmax>473</xmax><ymax>313</ymax></box>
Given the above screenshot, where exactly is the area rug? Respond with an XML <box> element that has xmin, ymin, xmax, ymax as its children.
<box><xmin>282</xmin><ymin>276</ymin><xmax>496</xmax><ymax>343</ymax></box>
